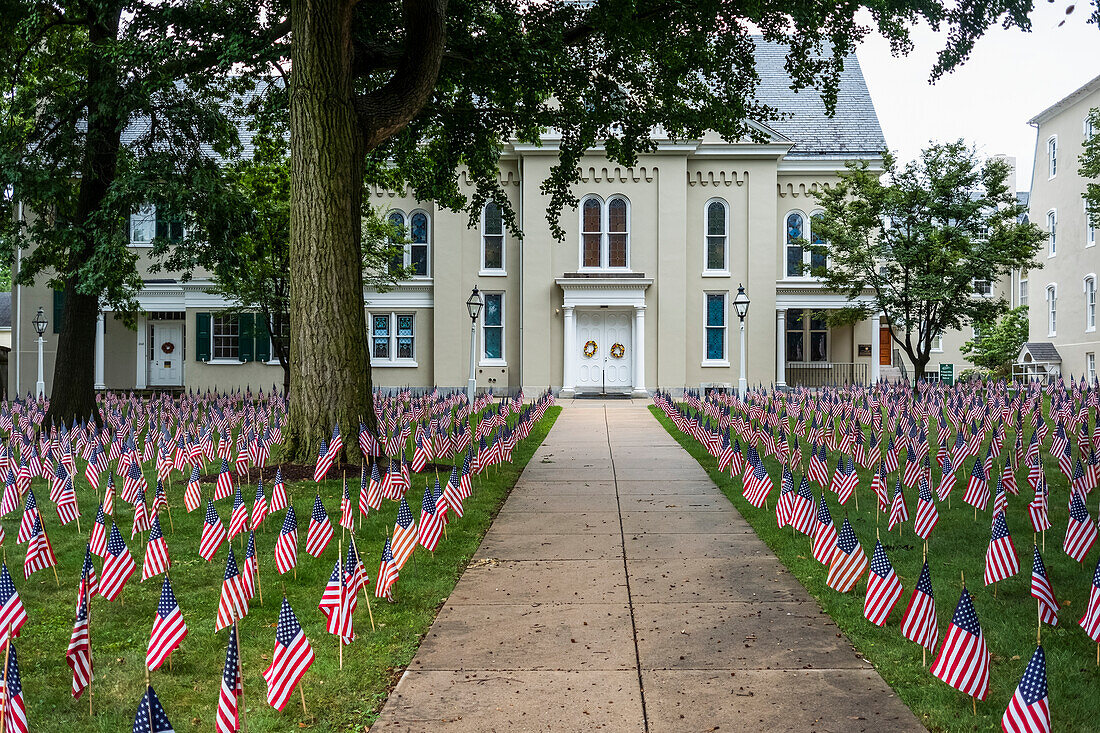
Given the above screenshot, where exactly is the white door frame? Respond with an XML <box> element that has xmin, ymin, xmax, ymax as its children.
<box><xmin>148</xmin><ymin>321</ymin><xmax>184</xmax><ymax>387</ymax></box>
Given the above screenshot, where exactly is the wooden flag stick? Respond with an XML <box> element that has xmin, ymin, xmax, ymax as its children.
<box><xmin>338</xmin><ymin>539</ymin><xmax>344</xmax><ymax>670</ymax></box>
<box><xmin>235</xmin><ymin>620</ymin><xmax>247</xmax><ymax>733</ymax></box>
<box><xmin>1037</xmin><ymin>598</ymin><xmax>1042</xmax><ymax>647</ymax></box>
<box><xmin>144</xmin><ymin>667</ymin><xmax>154</xmax><ymax>733</ymax></box>
<box><xmin>51</xmin><ymin>562</ymin><xmax>59</xmax><ymax>588</ymax></box>
<box><xmin>1</xmin><ymin>624</ymin><xmax>11</xmax><ymax>733</ymax></box>
<box><xmin>299</xmin><ymin>685</ymin><xmax>308</xmax><ymax>717</ymax></box>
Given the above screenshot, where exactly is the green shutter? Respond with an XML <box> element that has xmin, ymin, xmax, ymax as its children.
<box><xmin>238</xmin><ymin>312</ymin><xmax>255</xmax><ymax>362</ymax></box>
<box><xmin>52</xmin><ymin>288</ymin><xmax>66</xmax><ymax>333</ymax></box>
<box><xmin>255</xmin><ymin>314</ymin><xmax>271</xmax><ymax>362</ymax></box>
<box><xmin>195</xmin><ymin>313</ymin><xmax>211</xmax><ymax>361</ymax></box>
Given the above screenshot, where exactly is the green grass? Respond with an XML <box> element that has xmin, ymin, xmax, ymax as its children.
<box><xmin>650</xmin><ymin>404</ymin><xmax>1100</xmax><ymax>732</ymax></box>
<box><xmin>6</xmin><ymin>405</ymin><xmax>559</xmax><ymax>732</ymax></box>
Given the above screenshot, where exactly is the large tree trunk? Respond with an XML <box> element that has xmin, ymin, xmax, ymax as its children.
<box><xmin>44</xmin><ymin>8</ymin><xmax>122</xmax><ymax>429</ymax></box>
<box><xmin>285</xmin><ymin>0</ymin><xmax>372</xmax><ymax>463</ymax></box>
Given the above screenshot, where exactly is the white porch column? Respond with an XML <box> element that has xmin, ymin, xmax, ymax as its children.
<box><xmin>632</xmin><ymin>305</ymin><xmax>647</xmax><ymax>397</ymax></box>
<box><xmin>775</xmin><ymin>309</ymin><xmax>787</xmax><ymax>388</ymax></box>
<box><xmin>561</xmin><ymin>305</ymin><xmax>576</xmax><ymax>397</ymax></box>
<box><xmin>93</xmin><ymin>312</ymin><xmax>106</xmax><ymax>390</ymax></box>
<box><xmin>135</xmin><ymin>315</ymin><xmax>147</xmax><ymax>389</ymax></box>
<box><xmin>871</xmin><ymin>313</ymin><xmax>881</xmax><ymax>383</ymax></box>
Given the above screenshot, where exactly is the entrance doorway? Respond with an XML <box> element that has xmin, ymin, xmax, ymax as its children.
<box><xmin>879</xmin><ymin>326</ymin><xmax>893</xmax><ymax>366</ymax></box>
<box><xmin>149</xmin><ymin>322</ymin><xmax>184</xmax><ymax>387</ymax></box>
<box><xmin>575</xmin><ymin>310</ymin><xmax>632</xmax><ymax>394</ymax></box>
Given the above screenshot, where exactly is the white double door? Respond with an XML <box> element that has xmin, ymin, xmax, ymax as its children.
<box><xmin>149</xmin><ymin>322</ymin><xmax>183</xmax><ymax>387</ymax></box>
<box><xmin>575</xmin><ymin>310</ymin><xmax>632</xmax><ymax>394</ymax></box>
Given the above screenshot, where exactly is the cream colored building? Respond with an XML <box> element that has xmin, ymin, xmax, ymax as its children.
<box><xmin>1023</xmin><ymin>74</ymin><xmax>1100</xmax><ymax>380</ymax></box>
<box><xmin>9</xmin><ymin>41</ymin><xmax>1003</xmax><ymax>396</ymax></box>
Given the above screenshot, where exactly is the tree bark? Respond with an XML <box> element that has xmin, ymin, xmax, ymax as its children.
<box><xmin>285</xmin><ymin>0</ymin><xmax>372</xmax><ymax>462</ymax></box>
<box><xmin>44</xmin><ymin>8</ymin><xmax>122</xmax><ymax>429</ymax></box>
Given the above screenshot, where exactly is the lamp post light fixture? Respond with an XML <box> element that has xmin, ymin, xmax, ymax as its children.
<box><xmin>32</xmin><ymin>306</ymin><xmax>48</xmax><ymax>400</ymax></box>
<box><xmin>466</xmin><ymin>286</ymin><xmax>483</xmax><ymax>406</ymax></box>
<box><xmin>733</xmin><ymin>284</ymin><xmax>750</xmax><ymax>398</ymax></box>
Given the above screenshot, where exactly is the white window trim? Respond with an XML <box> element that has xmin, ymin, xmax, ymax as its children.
<box><xmin>1087</xmin><ymin>352</ymin><xmax>1097</xmax><ymax>381</ymax></box>
<box><xmin>1084</xmin><ymin>274</ymin><xmax>1097</xmax><ymax>333</ymax></box>
<box><xmin>1047</xmin><ymin>135</ymin><xmax>1058</xmax><ymax>179</ymax></box>
<box><xmin>129</xmin><ymin>204</ymin><xmax>156</xmax><ymax>248</ymax></box>
<box><xmin>702</xmin><ymin>291</ymin><xmax>730</xmax><ymax>367</ymax></box>
<box><xmin>1047</xmin><ymin>284</ymin><xmax>1058</xmax><ymax>337</ymax></box>
<box><xmin>480</xmin><ymin>201</ymin><xmax>506</xmax><ymax>276</ymax></box>
<box><xmin>972</xmin><ymin>278</ymin><xmax>992</xmax><ymax>298</ymax></box>
<box><xmin>931</xmin><ymin>334</ymin><xmax>944</xmax><ymax>353</ymax></box>
<box><xmin>370</xmin><ymin>312</ymin><xmax>418</xmax><ymax>367</ymax></box>
<box><xmin>406</xmin><ymin>209</ymin><xmax>431</xmax><ymax>279</ymax></box>
<box><xmin>702</xmin><ymin>198</ymin><xmax>730</xmax><ymax>276</ymax></box>
<box><xmin>577</xmin><ymin>194</ymin><xmax>631</xmax><ymax>271</ymax></box>
<box><xmin>1019</xmin><ymin>277</ymin><xmax>1029</xmax><ymax>308</ymax></box>
<box><xmin>480</xmin><ymin>292</ymin><xmax>506</xmax><ymax>366</ymax></box>
<box><xmin>782</xmin><ymin>210</ymin><xmax>828</xmax><ymax>281</ymax></box>
<box><xmin>1047</xmin><ymin>209</ymin><xmax>1057</xmax><ymax>258</ymax></box>
<box><xmin>1086</xmin><ymin>201</ymin><xmax>1096</xmax><ymax>248</ymax></box>
<box><xmin>209</xmin><ymin>313</ymin><xmax>241</xmax><ymax>364</ymax></box>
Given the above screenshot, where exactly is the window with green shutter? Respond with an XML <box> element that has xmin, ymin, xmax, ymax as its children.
<box><xmin>52</xmin><ymin>287</ymin><xmax>66</xmax><ymax>333</ymax></box>
<box><xmin>238</xmin><ymin>312</ymin><xmax>255</xmax><ymax>362</ymax></box>
<box><xmin>155</xmin><ymin>210</ymin><xmax>185</xmax><ymax>243</ymax></box>
<box><xmin>195</xmin><ymin>313</ymin><xmax>211</xmax><ymax>361</ymax></box>
<box><xmin>255</xmin><ymin>314</ymin><xmax>271</xmax><ymax>362</ymax></box>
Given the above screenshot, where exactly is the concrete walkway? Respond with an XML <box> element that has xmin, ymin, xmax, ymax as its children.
<box><xmin>373</xmin><ymin>403</ymin><xmax>923</xmax><ymax>732</ymax></box>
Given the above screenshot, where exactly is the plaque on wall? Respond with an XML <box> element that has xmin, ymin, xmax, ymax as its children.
<box><xmin>857</xmin><ymin>344</ymin><xmax>872</xmax><ymax>357</ymax></box>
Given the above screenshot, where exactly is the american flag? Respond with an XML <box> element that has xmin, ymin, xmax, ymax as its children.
<box><xmin>417</xmin><ymin>485</ymin><xmax>444</xmax><ymax>551</ymax></box>
<box><xmin>56</xmin><ymin>475</ymin><xmax>79</xmax><ymax>526</ymax></box>
<box><xmin>811</xmin><ymin>495</ymin><xmax>838</xmax><ymax>565</ymax></box>
<box><xmin>22</xmin><ymin>515</ymin><xmax>57</xmax><ymax>580</ymax></box>
<box><xmin>66</xmin><ymin>582</ymin><xmax>93</xmax><ymax>699</ymax></box>
<box><xmin>929</xmin><ymin>587</ymin><xmax>990</xmax><ymax>700</ymax></box>
<box><xmin>146</xmin><ymin>575</ymin><xmax>187</xmax><ymax>671</ymax></box>
<box><xmin>216</xmin><ymin>548</ymin><xmax>249</xmax><ymax>631</ymax></box>
<box><xmin>1080</xmin><ymin>553</ymin><xmax>1100</xmax><ymax>641</ymax></box>
<box><xmin>963</xmin><ymin>456</ymin><xmax>989</xmax><ymax>511</ymax></box>
<box><xmin>270</xmin><ymin>467</ymin><xmax>287</xmax><ymax>512</ymax></box>
<box><xmin>214</xmin><ymin>459</ymin><xmax>234</xmax><ymax>502</ymax></box>
<box><xmin>263</xmin><ymin>598</ymin><xmax>315</xmax><ymax>712</ymax></box>
<box><xmin>871</xmin><ymin>463</ymin><xmax>889</xmax><ymax>512</ymax></box>
<box><xmin>390</xmin><ymin>497</ymin><xmax>418</xmax><ymax>570</ymax></box>
<box><xmin>242</xmin><ymin>532</ymin><xmax>258</xmax><ymax>601</ymax></box>
<box><xmin>123</xmin><ymin>460</ymin><xmax>148</xmax><ymax>505</ymax></box>
<box><xmin>1064</xmin><ymin>490</ymin><xmax>1097</xmax><ymax>562</ymax></box>
<box><xmin>2</xmin><ymin>642</ymin><xmax>27</xmax><ymax>733</ymax></box>
<box><xmin>864</xmin><ymin>540</ymin><xmax>903</xmax><ymax>627</ymax></box>
<box><xmin>914</xmin><ymin>477</ymin><xmax>939</xmax><ymax>540</ymax></box>
<box><xmin>305</xmin><ymin>495</ymin><xmax>333</xmax><ymax>557</ymax></box>
<box><xmin>1028</xmin><ymin>480</ymin><xmax>1050</xmax><ymax>532</ymax></box>
<box><xmin>88</xmin><ymin>503</ymin><xmax>107</xmax><ymax>557</ymax></box>
<box><xmin>339</xmin><ymin>478</ymin><xmax>354</xmax><ymax>531</ymax></box>
<box><xmin>152</xmin><ymin>479</ymin><xmax>168</xmax><ymax>516</ymax></box>
<box><xmin>834</xmin><ymin>454</ymin><xmax>858</xmax><ymax>505</ymax></box>
<box><xmin>937</xmin><ymin>453</ymin><xmax>956</xmax><ymax>501</ymax></box>
<box><xmin>984</xmin><ymin>512</ymin><xmax>1020</xmax><ymax>586</ymax></box>
<box><xmin>101</xmin><ymin>522</ymin><xmax>135</xmax><ymax>601</ymax></box>
<box><xmin>79</xmin><ymin>544</ymin><xmax>99</xmax><ymax>598</ymax></box>
<box><xmin>0</xmin><ymin>563</ymin><xmax>28</xmax><ymax>642</ymax></box>
<box><xmin>215</xmin><ymin>626</ymin><xmax>242</xmax><ymax>733</ymax></box>
<box><xmin>826</xmin><ymin>517</ymin><xmax>867</xmax><ymax>593</ymax></box>
<box><xmin>131</xmin><ymin>489</ymin><xmax>150</xmax><ymax>538</ymax></box>
<box><xmin>141</xmin><ymin>515</ymin><xmax>171</xmax><ymax>581</ymax></box>
<box><xmin>228</xmin><ymin>486</ymin><xmax>248</xmax><ymax>540</ymax></box>
<box><xmin>742</xmin><ymin>450</ymin><xmax>772</xmax><ymax>509</ymax></box>
<box><xmin>411</xmin><ymin>428</ymin><xmax>429</xmax><ymax>473</ymax></box>
<box><xmin>274</xmin><ymin>507</ymin><xmax>298</xmax><ymax>575</ymax></box>
<box><xmin>1001</xmin><ymin>645</ymin><xmax>1050</xmax><ymax>733</ymax></box>
<box><xmin>887</xmin><ymin>476</ymin><xmax>908</xmax><ymax>531</ymax></box>
<box><xmin>184</xmin><ymin>465</ymin><xmax>201</xmax><ymax>513</ymax></box>
<box><xmin>313</xmin><ymin>434</ymin><xmax>333</xmax><ymax>483</ymax></box>
<box><xmin>132</xmin><ymin>685</ymin><xmax>174</xmax><ymax>733</ymax></box>
<box><xmin>376</xmin><ymin>538</ymin><xmax>399</xmax><ymax>599</ymax></box>
<box><xmin>250</xmin><ymin>478</ymin><xmax>268</xmax><ymax>531</ymax></box>
<box><xmin>16</xmin><ymin>489</ymin><xmax>38</xmax><ymax>545</ymax></box>
<box><xmin>200</xmin><ymin>500</ymin><xmax>227</xmax><ymax>562</ymax></box>
<box><xmin>442</xmin><ymin>466</ymin><xmax>464</xmax><ymax>519</ymax></box>
<box><xmin>1031</xmin><ymin>546</ymin><xmax>1059</xmax><ymax>627</ymax></box>
<box><xmin>345</xmin><ymin>540</ymin><xmax>369</xmax><ymax>597</ymax></box>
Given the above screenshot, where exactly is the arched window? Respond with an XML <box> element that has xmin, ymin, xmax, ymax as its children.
<box><xmin>409</xmin><ymin>210</ymin><xmax>429</xmax><ymax>277</ymax></box>
<box><xmin>387</xmin><ymin>210</ymin><xmax>406</xmax><ymax>274</ymax></box>
<box><xmin>809</xmin><ymin>212</ymin><xmax>827</xmax><ymax>272</ymax></box>
<box><xmin>1085</xmin><ymin>275</ymin><xmax>1097</xmax><ymax>332</ymax></box>
<box><xmin>785</xmin><ymin>212</ymin><xmax>804</xmax><ymax>278</ymax></box>
<box><xmin>705</xmin><ymin>199</ymin><xmax>729</xmax><ymax>272</ymax></box>
<box><xmin>579</xmin><ymin>195</ymin><xmax>630</xmax><ymax>269</ymax></box>
<box><xmin>1047</xmin><ymin>285</ymin><xmax>1058</xmax><ymax>336</ymax></box>
<box><xmin>482</xmin><ymin>201</ymin><xmax>504</xmax><ymax>271</ymax></box>
<box><xmin>1047</xmin><ymin>210</ymin><xmax>1057</xmax><ymax>256</ymax></box>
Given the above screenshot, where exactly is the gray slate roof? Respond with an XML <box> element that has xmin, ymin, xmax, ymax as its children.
<box><xmin>1023</xmin><ymin>342</ymin><xmax>1061</xmax><ymax>362</ymax></box>
<box><xmin>0</xmin><ymin>292</ymin><xmax>10</xmax><ymax>329</ymax></box>
<box><xmin>752</xmin><ymin>40</ymin><xmax>886</xmax><ymax>159</ymax></box>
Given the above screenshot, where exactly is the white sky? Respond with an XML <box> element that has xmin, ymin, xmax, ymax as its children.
<box><xmin>856</xmin><ymin>4</ymin><xmax>1100</xmax><ymax>192</ymax></box>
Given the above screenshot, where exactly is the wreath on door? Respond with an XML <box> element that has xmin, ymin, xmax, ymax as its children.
<box><xmin>610</xmin><ymin>342</ymin><xmax>625</xmax><ymax>359</ymax></box>
<box><xmin>583</xmin><ymin>340</ymin><xmax>598</xmax><ymax>358</ymax></box>
<box><xmin>161</xmin><ymin>342</ymin><xmax>175</xmax><ymax>355</ymax></box>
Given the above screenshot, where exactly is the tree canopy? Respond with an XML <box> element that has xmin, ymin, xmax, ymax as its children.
<box><xmin>808</xmin><ymin>141</ymin><xmax>1046</xmax><ymax>378</ymax></box>
<box><xmin>1081</xmin><ymin>107</ymin><xmax>1100</xmax><ymax>228</ymax></box>
<box><xmin>961</xmin><ymin>305</ymin><xmax>1030</xmax><ymax>378</ymax></box>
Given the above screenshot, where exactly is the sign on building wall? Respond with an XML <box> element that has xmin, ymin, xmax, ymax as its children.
<box><xmin>939</xmin><ymin>363</ymin><xmax>954</xmax><ymax>386</ymax></box>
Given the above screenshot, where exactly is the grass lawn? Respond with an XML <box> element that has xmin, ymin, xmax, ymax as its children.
<box><xmin>651</xmin><ymin>404</ymin><xmax>1100</xmax><ymax>733</ymax></box>
<box><xmin>6</xmin><ymin>405</ymin><xmax>559</xmax><ymax>732</ymax></box>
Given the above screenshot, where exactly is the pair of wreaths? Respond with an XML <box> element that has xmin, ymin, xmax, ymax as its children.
<box><xmin>584</xmin><ymin>340</ymin><xmax>626</xmax><ymax>359</ymax></box>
